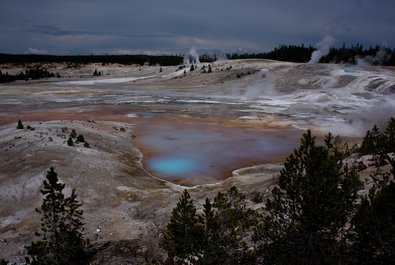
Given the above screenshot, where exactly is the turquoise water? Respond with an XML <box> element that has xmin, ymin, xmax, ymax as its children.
<box><xmin>149</xmin><ymin>156</ymin><xmax>199</xmax><ymax>176</ymax></box>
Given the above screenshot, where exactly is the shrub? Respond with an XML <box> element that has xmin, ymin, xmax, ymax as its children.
<box><xmin>70</xmin><ymin>129</ymin><xmax>77</xmax><ymax>139</ymax></box>
<box><xmin>252</xmin><ymin>191</ymin><xmax>263</xmax><ymax>203</ymax></box>
<box><xmin>76</xmin><ymin>134</ymin><xmax>85</xmax><ymax>143</ymax></box>
<box><xmin>67</xmin><ymin>137</ymin><xmax>74</xmax><ymax>146</ymax></box>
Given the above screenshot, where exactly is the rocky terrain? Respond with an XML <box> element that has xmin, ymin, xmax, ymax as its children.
<box><xmin>0</xmin><ymin>59</ymin><xmax>394</xmax><ymax>263</ymax></box>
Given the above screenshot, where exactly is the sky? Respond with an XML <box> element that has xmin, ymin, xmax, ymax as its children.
<box><xmin>0</xmin><ymin>0</ymin><xmax>394</xmax><ymax>55</ymax></box>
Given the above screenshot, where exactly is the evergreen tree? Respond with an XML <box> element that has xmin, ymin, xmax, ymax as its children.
<box><xmin>254</xmin><ymin>131</ymin><xmax>362</xmax><ymax>265</ymax></box>
<box><xmin>383</xmin><ymin>117</ymin><xmax>395</xmax><ymax>153</ymax></box>
<box><xmin>160</xmin><ymin>190</ymin><xmax>203</xmax><ymax>264</ymax></box>
<box><xmin>208</xmin><ymin>187</ymin><xmax>256</xmax><ymax>265</ymax></box>
<box><xmin>197</xmin><ymin>198</ymin><xmax>220</xmax><ymax>265</ymax></box>
<box><xmin>360</xmin><ymin>125</ymin><xmax>384</xmax><ymax>155</ymax></box>
<box><xmin>17</xmin><ymin>119</ymin><xmax>24</xmax><ymax>129</ymax></box>
<box><xmin>360</xmin><ymin>118</ymin><xmax>395</xmax><ymax>165</ymax></box>
<box><xmin>350</xmin><ymin>169</ymin><xmax>395</xmax><ymax>265</ymax></box>
<box><xmin>70</xmin><ymin>129</ymin><xmax>77</xmax><ymax>139</ymax></box>
<box><xmin>67</xmin><ymin>137</ymin><xmax>74</xmax><ymax>147</ymax></box>
<box><xmin>25</xmin><ymin>167</ymin><xmax>87</xmax><ymax>265</ymax></box>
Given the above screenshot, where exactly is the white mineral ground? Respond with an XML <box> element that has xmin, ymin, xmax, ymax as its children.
<box><xmin>0</xmin><ymin>59</ymin><xmax>394</xmax><ymax>263</ymax></box>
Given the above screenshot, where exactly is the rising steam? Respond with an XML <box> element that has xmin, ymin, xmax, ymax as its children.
<box><xmin>309</xmin><ymin>35</ymin><xmax>335</xmax><ymax>64</ymax></box>
<box><xmin>356</xmin><ymin>45</ymin><xmax>392</xmax><ymax>66</ymax></box>
<box><xmin>184</xmin><ymin>48</ymin><xmax>200</xmax><ymax>64</ymax></box>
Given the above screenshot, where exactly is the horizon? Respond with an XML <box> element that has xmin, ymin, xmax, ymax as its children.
<box><xmin>1</xmin><ymin>42</ymin><xmax>394</xmax><ymax>57</ymax></box>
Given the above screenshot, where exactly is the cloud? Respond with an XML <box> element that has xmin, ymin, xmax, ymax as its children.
<box><xmin>115</xmin><ymin>49</ymin><xmax>166</xmax><ymax>55</ymax></box>
<box><xmin>29</xmin><ymin>25</ymin><xmax>103</xmax><ymax>38</ymax></box>
<box><xmin>26</xmin><ymin>48</ymin><xmax>48</xmax><ymax>55</ymax></box>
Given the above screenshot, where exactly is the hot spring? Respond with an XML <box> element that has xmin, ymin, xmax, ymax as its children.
<box><xmin>134</xmin><ymin>116</ymin><xmax>301</xmax><ymax>184</ymax></box>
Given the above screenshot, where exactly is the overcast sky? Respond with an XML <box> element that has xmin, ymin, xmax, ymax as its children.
<box><xmin>1</xmin><ymin>0</ymin><xmax>394</xmax><ymax>55</ymax></box>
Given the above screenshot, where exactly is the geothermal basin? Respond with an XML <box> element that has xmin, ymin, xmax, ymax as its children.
<box><xmin>1</xmin><ymin>59</ymin><xmax>394</xmax><ymax>185</ymax></box>
<box><xmin>1</xmin><ymin>59</ymin><xmax>395</xmax><ymax>263</ymax></box>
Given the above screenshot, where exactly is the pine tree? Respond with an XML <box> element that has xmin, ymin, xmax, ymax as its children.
<box><xmin>70</xmin><ymin>129</ymin><xmax>77</xmax><ymax>139</ymax></box>
<box><xmin>17</xmin><ymin>119</ymin><xmax>24</xmax><ymax>129</ymax></box>
<box><xmin>209</xmin><ymin>187</ymin><xmax>256</xmax><ymax>265</ymax></box>
<box><xmin>350</xmin><ymin>159</ymin><xmax>395</xmax><ymax>265</ymax></box>
<box><xmin>383</xmin><ymin>117</ymin><xmax>395</xmax><ymax>153</ymax></box>
<box><xmin>197</xmin><ymin>198</ymin><xmax>220</xmax><ymax>265</ymax></box>
<box><xmin>67</xmin><ymin>137</ymin><xmax>73</xmax><ymax>146</ymax></box>
<box><xmin>360</xmin><ymin>125</ymin><xmax>384</xmax><ymax>155</ymax></box>
<box><xmin>160</xmin><ymin>190</ymin><xmax>203</xmax><ymax>264</ymax></box>
<box><xmin>360</xmin><ymin>119</ymin><xmax>395</xmax><ymax>165</ymax></box>
<box><xmin>254</xmin><ymin>131</ymin><xmax>362</xmax><ymax>265</ymax></box>
<box><xmin>25</xmin><ymin>167</ymin><xmax>87</xmax><ymax>265</ymax></box>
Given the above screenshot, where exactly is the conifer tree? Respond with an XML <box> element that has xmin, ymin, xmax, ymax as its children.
<box><xmin>196</xmin><ymin>198</ymin><xmax>220</xmax><ymax>265</ymax></box>
<box><xmin>160</xmin><ymin>190</ymin><xmax>203</xmax><ymax>264</ymax></box>
<box><xmin>25</xmin><ymin>167</ymin><xmax>87</xmax><ymax>265</ymax></box>
<box><xmin>17</xmin><ymin>119</ymin><xmax>24</xmax><ymax>129</ymax></box>
<box><xmin>383</xmin><ymin>117</ymin><xmax>395</xmax><ymax>153</ymax></box>
<box><xmin>360</xmin><ymin>118</ymin><xmax>395</xmax><ymax>165</ymax></box>
<box><xmin>254</xmin><ymin>131</ymin><xmax>362</xmax><ymax>265</ymax></box>
<box><xmin>67</xmin><ymin>137</ymin><xmax>74</xmax><ymax>146</ymax></box>
<box><xmin>350</xmin><ymin>139</ymin><xmax>395</xmax><ymax>265</ymax></box>
<box><xmin>351</xmin><ymin>172</ymin><xmax>395</xmax><ymax>265</ymax></box>
<box><xmin>360</xmin><ymin>125</ymin><xmax>384</xmax><ymax>155</ymax></box>
<box><xmin>209</xmin><ymin>187</ymin><xmax>256</xmax><ymax>265</ymax></box>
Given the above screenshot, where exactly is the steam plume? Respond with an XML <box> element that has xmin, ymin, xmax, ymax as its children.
<box><xmin>184</xmin><ymin>48</ymin><xmax>200</xmax><ymax>64</ymax></box>
<box><xmin>356</xmin><ymin>45</ymin><xmax>391</xmax><ymax>66</ymax></box>
<box><xmin>309</xmin><ymin>35</ymin><xmax>335</xmax><ymax>64</ymax></box>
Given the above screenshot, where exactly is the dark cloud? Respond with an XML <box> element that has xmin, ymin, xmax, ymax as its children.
<box><xmin>0</xmin><ymin>0</ymin><xmax>394</xmax><ymax>54</ymax></box>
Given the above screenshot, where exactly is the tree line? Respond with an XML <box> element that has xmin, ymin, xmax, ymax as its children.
<box><xmin>226</xmin><ymin>44</ymin><xmax>395</xmax><ymax>65</ymax></box>
<box><xmin>0</xmin><ymin>54</ymin><xmax>183</xmax><ymax>66</ymax></box>
<box><xmin>0</xmin><ymin>66</ymin><xmax>60</xmax><ymax>83</ymax></box>
<box><xmin>1</xmin><ymin>118</ymin><xmax>394</xmax><ymax>264</ymax></box>
<box><xmin>227</xmin><ymin>44</ymin><xmax>315</xmax><ymax>63</ymax></box>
